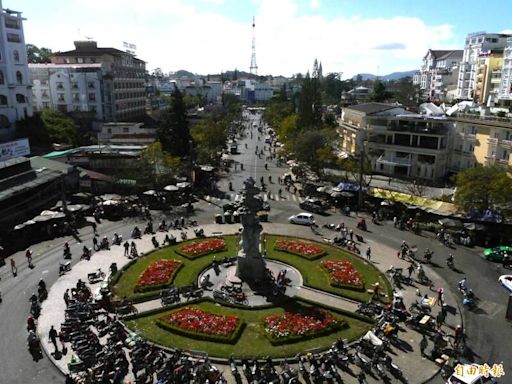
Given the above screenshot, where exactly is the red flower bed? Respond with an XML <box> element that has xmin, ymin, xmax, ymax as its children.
<box><xmin>275</xmin><ymin>239</ymin><xmax>326</xmax><ymax>259</ymax></box>
<box><xmin>321</xmin><ymin>259</ymin><xmax>364</xmax><ymax>289</ymax></box>
<box><xmin>176</xmin><ymin>238</ymin><xmax>226</xmax><ymax>259</ymax></box>
<box><xmin>262</xmin><ymin>309</ymin><xmax>343</xmax><ymax>344</ymax></box>
<box><xmin>135</xmin><ymin>260</ymin><xmax>182</xmax><ymax>292</ymax></box>
<box><xmin>158</xmin><ymin>307</ymin><xmax>242</xmax><ymax>342</ymax></box>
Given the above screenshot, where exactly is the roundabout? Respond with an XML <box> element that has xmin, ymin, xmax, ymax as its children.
<box><xmin>111</xmin><ymin>178</ymin><xmax>388</xmax><ymax>360</ymax></box>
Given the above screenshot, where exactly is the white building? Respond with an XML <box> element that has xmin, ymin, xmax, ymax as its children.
<box><xmin>499</xmin><ymin>37</ymin><xmax>512</xmax><ymax>104</ymax></box>
<box><xmin>456</xmin><ymin>32</ymin><xmax>511</xmax><ymax>100</ymax></box>
<box><xmin>0</xmin><ymin>2</ymin><xmax>33</xmax><ymax>141</ymax></box>
<box><xmin>30</xmin><ymin>64</ymin><xmax>104</xmax><ymax>120</ymax></box>
<box><xmin>413</xmin><ymin>49</ymin><xmax>462</xmax><ymax>102</ymax></box>
<box><xmin>98</xmin><ymin>122</ymin><xmax>156</xmax><ymax>145</ymax></box>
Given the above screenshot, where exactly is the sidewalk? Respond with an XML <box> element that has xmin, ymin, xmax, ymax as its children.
<box><xmin>38</xmin><ymin>222</ymin><xmax>460</xmax><ymax>383</ymax></box>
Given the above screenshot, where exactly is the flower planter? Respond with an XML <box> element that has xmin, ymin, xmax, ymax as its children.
<box><xmin>274</xmin><ymin>239</ymin><xmax>326</xmax><ymax>260</ymax></box>
<box><xmin>320</xmin><ymin>259</ymin><xmax>365</xmax><ymax>291</ymax></box>
<box><xmin>135</xmin><ymin>260</ymin><xmax>182</xmax><ymax>293</ymax></box>
<box><xmin>175</xmin><ymin>238</ymin><xmax>227</xmax><ymax>259</ymax></box>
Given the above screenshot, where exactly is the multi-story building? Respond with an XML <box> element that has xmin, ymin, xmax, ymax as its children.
<box><xmin>456</xmin><ymin>32</ymin><xmax>511</xmax><ymax>101</ymax></box>
<box><xmin>30</xmin><ymin>64</ymin><xmax>104</xmax><ymax>120</ymax></box>
<box><xmin>97</xmin><ymin>122</ymin><xmax>156</xmax><ymax>145</ymax></box>
<box><xmin>498</xmin><ymin>37</ymin><xmax>512</xmax><ymax>104</ymax></box>
<box><xmin>450</xmin><ymin>113</ymin><xmax>512</xmax><ymax>169</ymax></box>
<box><xmin>51</xmin><ymin>41</ymin><xmax>146</xmax><ymax>122</ymax></box>
<box><xmin>473</xmin><ymin>50</ymin><xmax>503</xmax><ymax>106</ymax></box>
<box><xmin>0</xmin><ymin>1</ymin><xmax>33</xmax><ymax>141</ymax></box>
<box><xmin>339</xmin><ymin>103</ymin><xmax>453</xmax><ymax>181</ymax></box>
<box><xmin>413</xmin><ymin>49</ymin><xmax>462</xmax><ymax>102</ymax></box>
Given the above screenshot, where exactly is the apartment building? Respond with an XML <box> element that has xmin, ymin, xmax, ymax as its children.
<box><xmin>498</xmin><ymin>37</ymin><xmax>512</xmax><ymax>104</ymax></box>
<box><xmin>339</xmin><ymin>103</ymin><xmax>453</xmax><ymax>181</ymax></box>
<box><xmin>51</xmin><ymin>41</ymin><xmax>146</xmax><ymax>122</ymax></box>
<box><xmin>451</xmin><ymin>114</ymin><xmax>512</xmax><ymax>169</ymax></box>
<box><xmin>456</xmin><ymin>32</ymin><xmax>511</xmax><ymax>100</ymax></box>
<box><xmin>0</xmin><ymin>2</ymin><xmax>33</xmax><ymax>140</ymax></box>
<box><xmin>30</xmin><ymin>64</ymin><xmax>104</xmax><ymax>120</ymax></box>
<box><xmin>473</xmin><ymin>50</ymin><xmax>503</xmax><ymax>106</ymax></box>
<box><xmin>413</xmin><ymin>49</ymin><xmax>462</xmax><ymax>102</ymax></box>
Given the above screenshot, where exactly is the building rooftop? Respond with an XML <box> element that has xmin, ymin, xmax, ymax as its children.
<box><xmin>344</xmin><ymin>102</ymin><xmax>401</xmax><ymax>115</ymax></box>
<box><xmin>427</xmin><ymin>49</ymin><xmax>463</xmax><ymax>60</ymax></box>
<box><xmin>53</xmin><ymin>41</ymin><xmax>145</xmax><ymax>63</ymax></box>
<box><xmin>28</xmin><ymin>63</ymin><xmax>103</xmax><ymax>69</ymax></box>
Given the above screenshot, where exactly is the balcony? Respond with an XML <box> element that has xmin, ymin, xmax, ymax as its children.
<box><xmin>463</xmin><ymin>133</ymin><xmax>477</xmax><ymax>142</ymax></box>
<box><xmin>499</xmin><ymin>139</ymin><xmax>512</xmax><ymax>149</ymax></box>
<box><xmin>376</xmin><ymin>154</ymin><xmax>412</xmax><ymax>167</ymax></box>
<box><xmin>487</xmin><ymin>137</ymin><xmax>498</xmax><ymax>145</ymax></box>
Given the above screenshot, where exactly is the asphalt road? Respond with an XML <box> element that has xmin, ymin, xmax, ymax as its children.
<box><xmin>1</xmin><ymin>110</ymin><xmax>510</xmax><ymax>383</ymax></box>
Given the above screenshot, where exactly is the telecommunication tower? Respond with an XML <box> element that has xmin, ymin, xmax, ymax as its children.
<box><xmin>249</xmin><ymin>16</ymin><xmax>258</xmax><ymax>75</ymax></box>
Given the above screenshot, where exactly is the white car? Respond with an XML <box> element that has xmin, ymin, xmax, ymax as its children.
<box><xmin>288</xmin><ymin>212</ymin><xmax>315</xmax><ymax>226</ymax></box>
<box><xmin>498</xmin><ymin>274</ymin><xmax>512</xmax><ymax>293</ymax></box>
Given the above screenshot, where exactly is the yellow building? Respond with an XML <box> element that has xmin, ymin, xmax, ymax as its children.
<box><xmin>474</xmin><ymin>50</ymin><xmax>503</xmax><ymax>105</ymax></box>
<box><xmin>451</xmin><ymin>114</ymin><xmax>512</xmax><ymax>170</ymax></box>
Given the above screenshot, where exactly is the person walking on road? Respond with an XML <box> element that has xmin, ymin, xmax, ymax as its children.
<box><xmin>123</xmin><ymin>241</ymin><xmax>130</xmax><ymax>257</ymax></box>
<box><xmin>49</xmin><ymin>325</ymin><xmax>59</xmax><ymax>353</ymax></box>
<box><xmin>26</xmin><ymin>249</ymin><xmax>33</xmax><ymax>268</ymax></box>
<box><xmin>10</xmin><ymin>258</ymin><xmax>17</xmax><ymax>276</ymax></box>
<box><xmin>366</xmin><ymin>246</ymin><xmax>371</xmax><ymax>261</ymax></box>
<box><xmin>407</xmin><ymin>264</ymin><xmax>415</xmax><ymax>278</ymax></box>
<box><xmin>63</xmin><ymin>289</ymin><xmax>70</xmax><ymax>307</ymax></box>
<box><xmin>93</xmin><ymin>236</ymin><xmax>99</xmax><ymax>251</ymax></box>
<box><xmin>437</xmin><ymin>287</ymin><xmax>444</xmax><ymax>306</ymax></box>
<box><xmin>92</xmin><ymin>222</ymin><xmax>97</xmax><ymax>236</ymax></box>
<box><xmin>420</xmin><ymin>334</ymin><xmax>428</xmax><ymax>356</ymax></box>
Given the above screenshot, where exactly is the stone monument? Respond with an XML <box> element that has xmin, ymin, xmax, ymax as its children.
<box><xmin>235</xmin><ymin>177</ymin><xmax>267</xmax><ymax>283</ymax></box>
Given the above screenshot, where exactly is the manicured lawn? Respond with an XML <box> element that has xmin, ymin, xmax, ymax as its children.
<box><xmin>264</xmin><ymin>235</ymin><xmax>392</xmax><ymax>303</ymax></box>
<box><xmin>125</xmin><ymin>300</ymin><xmax>372</xmax><ymax>359</ymax></box>
<box><xmin>113</xmin><ymin>235</ymin><xmax>239</xmax><ymax>300</ymax></box>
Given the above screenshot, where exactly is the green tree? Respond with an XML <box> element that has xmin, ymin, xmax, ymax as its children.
<box><xmin>139</xmin><ymin>142</ymin><xmax>182</xmax><ymax>187</ymax></box>
<box><xmin>40</xmin><ymin>108</ymin><xmax>78</xmax><ymax>145</ymax></box>
<box><xmin>191</xmin><ymin>117</ymin><xmax>227</xmax><ymax>164</ymax></box>
<box><xmin>158</xmin><ymin>88</ymin><xmax>191</xmax><ymax>157</ymax></box>
<box><xmin>372</xmin><ymin>80</ymin><xmax>389</xmax><ymax>102</ymax></box>
<box><xmin>293</xmin><ymin>128</ymin><xmax>336</xmax><ymax>175</ymax></box>
<box><xmin>454</xmin><ymin>166</ymin><xmax>512</xmax><ymax>213</ymax></box>
<box><xmin>26</xmin><ymin>44</ymin><xmax>53</xmax><ymax>63</ymax></box>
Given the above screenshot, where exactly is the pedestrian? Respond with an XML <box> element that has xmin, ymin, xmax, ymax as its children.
<box><xmin>436</xmin><ymin>309</ymin><xmax>446</xmax><ymax>327</ymax></box>
<box><xmin>181</xmin><ymin>216</ymin><xmax>185</xmax><ymax>228</ymax></box>
<box><xmin>420</xmin><ymin>334</ymin><xmax>428</xmax><ymax>356</ymax></box>
<box><xmin>63</xmin><ymin>289</ymin><xmax>70</xmax><ymax>307</ymax></box>
<box><xmin>393</xmin><ymin>216</ymin><xmax>398</xmax><ymax>227</ymax></box>
<box><xmin>366</xmin><ymin>247</ymin><xmax>371</xmax><ymax>261</ymax></box>
<box><xmin>454</xmin><ymin>325</ymin><xmax>464</xmax><ymax>346</ymax></box>
<box><xmin>371</xmin><ymin>282</ymin><xmax>380</xmax><ymax>299</ymax></box>
<box><xmin>49</xmin><ymin>325</ymin><xmax>59</xmax><ymax>352</ymax></box>
<box><xmin>388</xmin><ymin>177</ymin><xmax>392</xmax><ymax>185</ymax></box>
<box><xmin>65</xmin><ymin>374</ymin><xmax>76</xmax><ymax>384</ymax></box>
<box><xmin>26</xmin><ymin>249</ymin><xmax>33</xmax><ymax>267</ymax></box>
<box><xmin>93</xmin><ymin>236</ymin><xmax>99</xmax><ymax>251</ymax></box>
<box><xmin>407</xmin><ymin>264</ymin><xmax>415</xmax><ymax>278</ymax></box>
<box><xmin>240</xmin><ymin>163</ymin><xmax>244</xmax><ymax>171</ymax></box>
<box><xmin>349</xmin><ymin>229</ymin><xmax>354</xmax><ymax>241</ymax></box>
<box><xmin>10</xmin><ymin>258</ymin><xmax>17</xmax><ymax>276</ymax></box>
<box><xmin>437</xmin><ymin>287</ymin><xmax>444</xmax><ymax>306</ymax></box>
<box><xmin>92</xmin><ymin>222</ymin><xmax>97</xmax><ymax>235</ymax></box>
<box><xmin>277</xmin><ymin>176</ymin><xmax>281</xmax><ymax>184</ymax></box>
<box><xmin>123</xmin><ymin>241</ymin><xmax>130</xmax><ymax>257</ymax></box>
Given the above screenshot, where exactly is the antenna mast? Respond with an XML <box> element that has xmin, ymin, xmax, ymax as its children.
<box><xmin>250</xmin><ymin>16</ymin><xmax>258</xmax><ymax>75</ymax></box>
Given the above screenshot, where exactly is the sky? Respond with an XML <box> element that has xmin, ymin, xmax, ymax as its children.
<box><xmin>7</xmin><ymin>0</ymin><xmax>512</xmax><ymax>78</ymax></box>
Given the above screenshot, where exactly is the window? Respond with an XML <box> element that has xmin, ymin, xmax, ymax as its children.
<box><xmin>7</xmin><ymin>33</ymin><xmax>20</xmax><ymax>43</ymax></box>
<box><xmin>15</xmin><ymin>94</ymin><xmax>26</xmax><ymax>103</ymax></box>
<box><xmin>503</xmin><ymin>150</ymin><xmax>510</xmax><ymax>160</ymax></box>
<box><xmin>73</xmin><ymin>93</ymin><xmax>80</xmax><ymax>102</ymax></box>
<box><xmin>88</xmin><ymin>82</ymin><xmax>95</xmax><ymax>89</ymax></box>
<box><xmin>123</xmin><ymin>127</ymin><xmax>129</xmax><ymax>133</ymax></box>
<box><xmin>72</xmin><ymin>82</ymin><xmax>78</xmax><ymax>89</ymax></box>
<box><xmin>13</xmin><ymin>50</ymin><xmax>20</xmax><ymax>63</ymax></box>
<box><xmin>90</xmin><ymin>58</ymin><xmax>96</xmax><ymax>63</ymax></box>
<box><xmin>88</xmin><ymin>93</ymin><xmax>96</xmax><ymax>101</ymax></box>
<box><xmin>0</xmin><ymin>114</ymin><xmax>10</xmax><ymax>128</ymax></box>
<box><xmin>56</xmin><ymin>81</ymin><xmax>64</xmax><ymax>90</ymax></box>
<box><xmin>57</xmin><ymin>93</ymin><xmax>65</xmax><ymax>102</ymax></box>
<box><xmin>0</xmin><ymin>95</ymin><xmax>7</xmax><ymax>105</ymax></box>
<box><xmin>77</xmin><ymin>57</ymin><xmax>84</xmax><ymax>64</ymax></box>
<box><xmin>0</xmin><ymin>70</ymin><xmax>4</xmax><ymax>85</ymax></box>
<box><xmin>16</xmin><ymin>71</ymin><xmax>22</xmax><ymax>85</ymax></box>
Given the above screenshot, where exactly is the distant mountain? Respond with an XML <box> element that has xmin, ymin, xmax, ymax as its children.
<box><xmin>352</xmin><ymin>70</ymin><xmax>416</xmax><ymax>81</ymax></box>
<box><xmin>173</xmin><ymin>69</ymin><xmax>196</xmax><ymax>78</ymax></box>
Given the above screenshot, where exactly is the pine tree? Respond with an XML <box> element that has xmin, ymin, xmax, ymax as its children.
<box><xmin>158</xmin><ymin>87</ymin><xmax>191</xmax><ymax>157</ymax></box>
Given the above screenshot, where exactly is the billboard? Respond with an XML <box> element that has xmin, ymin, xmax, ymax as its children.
<box><xmin>0</xmin><ymin>138</ymin><xmax>30</xmax><ymax>162</ymax></box>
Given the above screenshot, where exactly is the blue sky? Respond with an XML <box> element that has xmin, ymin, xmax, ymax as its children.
<box><xmin>7</xmin><ymin>0</ymin><xmax>512</xmax><ymax>77</ymax></box>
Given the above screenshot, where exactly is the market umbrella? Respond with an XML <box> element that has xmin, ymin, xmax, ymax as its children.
<box><xmin>102</xmin><ymin>200</ymin><xmax>121</xmax><ymax>206</ymax></box>
<box><xmin>100</xmin><ymin>194</ymin><xmax>123</xmax><ymax>201</ymax></box>
<box><xmin>164</xmin><ymin>185</ymin><xmax>179</xmax><ymax>192</ymax></box>
<box><xmin>32</xmin><ymin>215</ymin><xmax>54</xmax><ymax>222</ymax></box>
<box><xmin>380</xmin><ymin>200</ymin><xmax>394</xmax><ymax>206</ymax></box>
<box><xmin>66</xmin><ymin>204</ymin><xmax>83</xmax><ymax>212</ymax></box>
<box><xmin>143</xmin><ymin>190</ymin><xmax>157</xmax><ymax>196</ymax></box>
<box><xmin>13</xmin><ymin>223</ymin><xmax>26</xmax><ymax>230</ymax></box>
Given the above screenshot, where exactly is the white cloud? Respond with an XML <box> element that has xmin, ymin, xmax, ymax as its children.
<box><xmin>18</xmin><ymin>0</ymin><xmax>457</xmax><ymax>77</ymax></box>
<box><xmin>310</xmin><ymin>0</ymin><xmax>320</xmax><ymax>10</ymax></box>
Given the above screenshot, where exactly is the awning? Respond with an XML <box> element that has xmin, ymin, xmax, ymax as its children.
<box><xmin>177</xmin><ymin>182</ymin><xmax>192</xmax><ymax>189</ymax></box>
<box><xmin>438</xmin><ymin>218</ymin><xmax>463</xmax><ymax>228</ymax></box>
<box><xmin>164</xmin><ymin>185</ymin><xmax>179</xmax><ymax>192</ymax></box>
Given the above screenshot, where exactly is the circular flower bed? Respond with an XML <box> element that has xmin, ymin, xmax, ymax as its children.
<box><xmin>262</xmin><ymin>309</ymin><xmax>345</xmax><ymax>344</ymax></box>
<box><xmin>320</xmin><ymin>259</ymin><xmax>365</xmax><ymax>290</ymax></box>
<box><xmin>135</xmin><ymin>260</ymin><xmax>182</xmax><ymax>293</ymax></box>
<box><xmin>274</xmin><ymin>239</ymin><xmax>326</xmax><ymax>260</ymax></box>
<box><xmin>176</xmin><ymin>238</ymin><xmax>226</xmax><ymax>259</ymax></box>
<box><xmin>157</xmin><ymin>306</ymin><xmax>243</xmax><ymax>343</ymax></box>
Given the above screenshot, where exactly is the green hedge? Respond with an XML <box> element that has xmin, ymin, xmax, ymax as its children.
<box><xmin>134</xmin><ymin>262</ymin><xmax>183</xmax><ymax>293</ymax></box>
<box><xmin>156</xmin><ymin>315</ymin><xmax>244</xmax><ymax>344</ymax></box>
